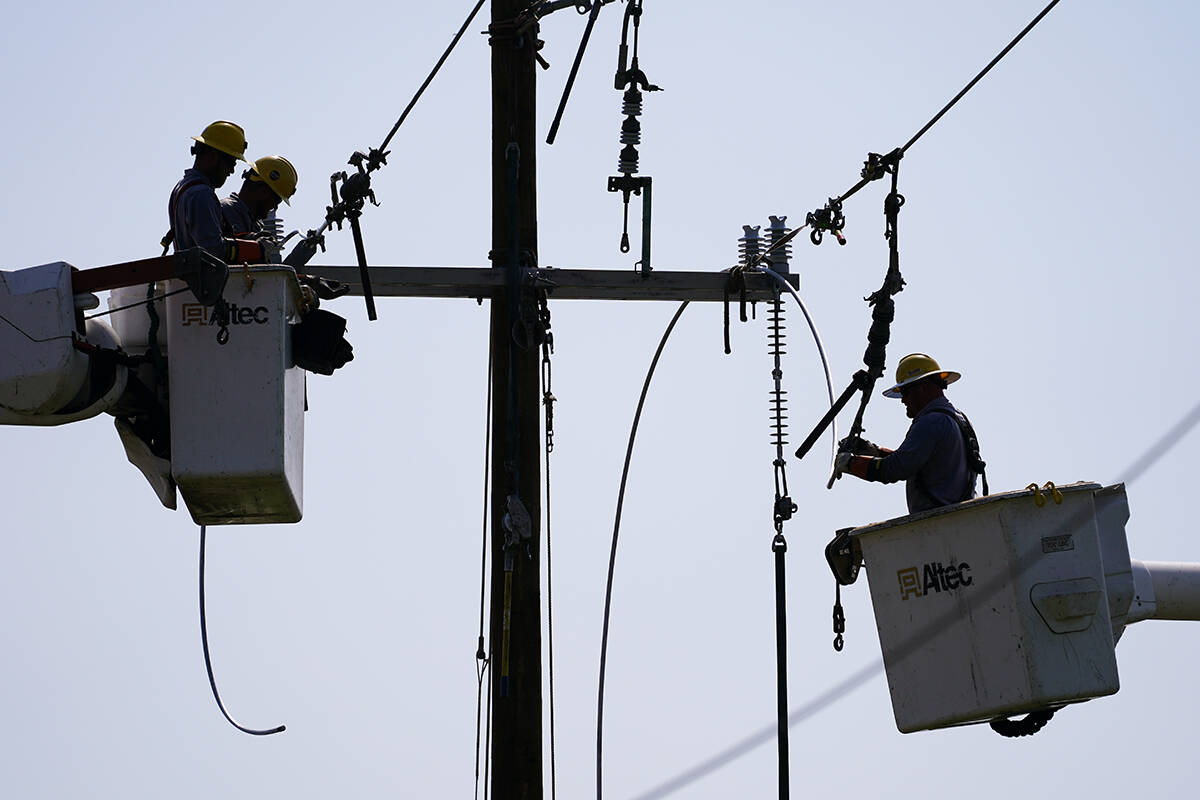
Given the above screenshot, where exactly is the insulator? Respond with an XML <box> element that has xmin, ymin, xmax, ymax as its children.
<box><xmin>768</xmin><ymin>298</ymin><xmax>788</xmax><ymax>448</ymax></box>
<box><xmin>618</xmin><ymin>143</ymin><xmax>640</xmax><ymax>175</ymax></box>
<box><xmin>620</xmin><ymin>115</ymin><xmax>641</xmax><ymax>146</ymax></box>
<box><xmin>622</xmin><ymin>87</ymin><xmax>643</xmax><ymax>117</ymax></box>
<box><xmin>738</xmin><ymin>224</ymin><xmax>763</xmax><ymax>266</ymax></box>
<box><xmin>766</xmin><ymin>215</ymin><xmax>792</xmax><ymax>273</ymax></box>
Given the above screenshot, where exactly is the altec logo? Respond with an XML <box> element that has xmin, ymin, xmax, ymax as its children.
<box><xmin>897</xmin><ymin>561</ymin><xmax>973</xmax><ymax>600</ymax></box>
<box><xmin>181</xmin><ymin>303</ymin><xmax>269</xmax><ymax>326</ymax></box>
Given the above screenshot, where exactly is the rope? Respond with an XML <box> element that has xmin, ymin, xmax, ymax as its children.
<box><xmin>597</xmin><ymin>301</ymin><xmax>689</xmax><ymax>800</ymax></box>
<box><xmin>198</xmin><ymin>525</ymin><xmax>285</xmax><ymax>736</ymax></box>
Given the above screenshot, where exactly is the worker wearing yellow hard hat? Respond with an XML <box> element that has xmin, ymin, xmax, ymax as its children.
<box><xmin>220</xmin><ymin>155</ymin><xmax>299</xmax><ymax>238</ymax></box>
<box><xmin>833</xmin><ymin>353</ymin><xmax>987</xmax><ymax>514</ymax></box>
<box><xmin>166</xmin><ymin>120</ymin><xmax>262</xmax><ymax>263</ymax></box>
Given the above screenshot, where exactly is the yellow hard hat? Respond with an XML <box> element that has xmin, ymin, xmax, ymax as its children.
<box><xmin>247</xmin><ymin>155</ymin><xmax>298</xmax><ymax>205</ymax></box>
<box><xmin>192</xmin><ymin>120</ymin><xmax>248</xmax><ymax>162</ymax></box>
<box><xmin>882</xmin><ymin>353</ymin><xmax>961</xmax><ymax>398</ymax></box>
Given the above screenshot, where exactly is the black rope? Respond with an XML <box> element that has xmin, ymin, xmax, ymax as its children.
<box><xmin>198</xmin><ymin>525</ymin><xmax>285</xmax><ymax>736</ymax></box>
<box><xmin>378</xmin><ymin>0</ymin><xmax>488</xmax><ymax>155</ymax></box>
<box><xmin>597</xmin><ymin>301</ymin><xmax>689</xmax><ymax>800</ymax></box>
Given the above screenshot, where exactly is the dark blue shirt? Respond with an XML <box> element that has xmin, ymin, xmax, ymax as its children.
<box><xmin>874</xmin><ymin>396</ymin><xmax>976</xmax><ymax>514</ymax></box>
<box><xmin>169</xmin><ymin>169</ymin><xmax>226</xmax><ymax>259</ymax></box>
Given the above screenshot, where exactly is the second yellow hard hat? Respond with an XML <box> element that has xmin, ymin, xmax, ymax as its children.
<box><xmin>248</xmin><ymin>155</ymin><xmax>298</xmax><ymax>205</ymax></box>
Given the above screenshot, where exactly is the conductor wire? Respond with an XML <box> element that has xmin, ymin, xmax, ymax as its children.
<box><xmin>198</xmin><ymin>525</ymin><xmax>285</xmax><ymax>736</ymax></box>
<box><xmin>597</xmin><ymin>301</ymin><xmax>689</xmax><ymax>800</ymax></box>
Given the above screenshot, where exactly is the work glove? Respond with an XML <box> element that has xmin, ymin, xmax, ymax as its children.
<box><xmin>284</xmin><ymin>234</ymin><xmax>322</xmax><ymax>268</ymax></box>
<box><xmin>838</xmin><ymin>435</ymin><xmax>883</xmax><ymax>457</ymax></box>
<box><xmin>833</xmin><ymin>451</ymin><xmax>854</xmax><ymax>480</ymax></box>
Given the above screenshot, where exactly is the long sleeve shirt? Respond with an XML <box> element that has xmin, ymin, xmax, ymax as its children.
<box><xmin>219</xmin><ymin>193</ymin><xmax>259</xmax><ymax>238</ymax></box>
<box><xmin>169</xmin><ymin>169</ymin><xmax>227</xmax><ymax>259</ymax></box>
<box><xmin>869</xmin><ymin>396</ymin><xmax>976</xmax><ymax>514</ymax></box>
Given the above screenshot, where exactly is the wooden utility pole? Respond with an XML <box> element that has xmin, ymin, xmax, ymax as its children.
<box><xmin>488</xmin><ymin>0</ymin><xmax>543</xmax><ymax>797</ymax></box>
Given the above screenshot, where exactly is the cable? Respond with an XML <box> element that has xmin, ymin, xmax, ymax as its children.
<box><xmin>598</xmin><ymin>301</ymin><xmax>689</xmax><ymax>800</ymax></box>
<box><xmin>198</xmin><ymin>525</ymin><xmax>285</xmax><ymax>736</ymax></box>
<box><xmin>474</xmin><ymin>339</ymin><xmax>493</xmax><ymax>800</ymax></box>
<box><xmin>378</xmin><ymin>0</ymin><xmax>488</xmax><ymax>155</ymax></box>
<box><xmin>83</xmin><ymin>286</ymin><xmax>190</xmax><ymax>320</ymax></box>
<box><xmin>902</xmin><ymin>0</ymin><xmax>1062</xmax><ymax>154</ymax></box>
<box><xmin>543</xmin><ymin>350</ymin><xmax>559</xmax><ymax>800</ymax></box>
<box><xmin>628</xmin><ymin>395</ymin><xmax>1200</xmax><ymax>799</ymax></box>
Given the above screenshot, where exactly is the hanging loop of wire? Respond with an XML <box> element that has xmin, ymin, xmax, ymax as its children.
<box><xmin>198</xmin><ymin>526</ymin><xmax>285</xmax><ymax>736</ymax></box>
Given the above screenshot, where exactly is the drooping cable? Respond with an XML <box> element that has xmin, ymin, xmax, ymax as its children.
<box><xmin>597</xmin><ymin>301</ymin><xmax>689</xmax><ymax>800</ymax></box>
<box><xmin>198</xmin><ymin>525</ymin><xmax>285</xmax><ymax>736</ymax></box>
<box><xmin>541</xmin><ymin>343</ymin><xmax>559</xmax><ymax>800</ymax></box>
<box><xmin>629</xmin><ymin>396</ymin><xmax>1200</xmax><ymax>800</ymax></box>
<box><xmin>474</xmin><ymin>339</ymin><xmax>493</xmax><ymax>800</ymax></box>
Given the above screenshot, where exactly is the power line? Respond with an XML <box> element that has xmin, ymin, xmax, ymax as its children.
<box><xmin>628</xmin><ymin>394</ymin><xmax>1200</xmax><ymax>800</ymax></box>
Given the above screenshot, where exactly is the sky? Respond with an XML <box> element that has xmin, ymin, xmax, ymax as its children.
<box><xmin>2</xmin><ymin>1</ymin><xmax>1199</xmax><ymax>798</ymax></box>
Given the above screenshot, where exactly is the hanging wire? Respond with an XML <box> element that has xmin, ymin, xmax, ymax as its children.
<box><xmin>198</xmin><ymin>526</ymin><xmax>285</xmax><ymax>736</ymax></box>
<box><xmin>628</xmin><ymin>395</ymin><xmax>1200</xmax><ymax>800</ymax></box>
<box><xmin>597</xmin><ymin>300</ymin><xmax>689</xmax><ymax>800</ymax></box>
<box><xmin>542</xmin><ymin>349</ymin><xmax>559</xmax><ymax>800</ymax></box>
<box><xmin>474</xmin><ymin>339</ymin><xmax>493</xmax><ymax>800</ymax></box>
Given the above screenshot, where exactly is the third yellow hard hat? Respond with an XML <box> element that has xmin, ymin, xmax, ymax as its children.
<box><xmin>192</xmin><ymin>120</ymin><xmax>248</xmax><ymax>162</ymax></box>
<box><xmin>882</xmin><ymin>353</ymin><xmax>961</xmax><ymax>398</ymax></box>
<box><xmin>248</xmin><ymin>155</ymin><xmax>298</xmax><ymax>205</ymax></box>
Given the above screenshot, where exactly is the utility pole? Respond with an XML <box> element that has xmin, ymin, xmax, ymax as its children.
<box><xmin>488</xmin><ymin>1</ymin><xmax>543</xmax><ymax>797</ymax></box>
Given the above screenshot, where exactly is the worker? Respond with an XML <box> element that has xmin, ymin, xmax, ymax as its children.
<box><xmin>220</xmin><ymin>155</ymin><xmax>298</xmax><ymax>238</ymax></box>
<box><xmin>833</xmin><ymin>353</ymin><xmax>985</xmax><ymax>514</ymax></box>
<box><xmin>166</xmin><ymin>120</ymin><xmax>261</xmax><ymax>263</ymax></box>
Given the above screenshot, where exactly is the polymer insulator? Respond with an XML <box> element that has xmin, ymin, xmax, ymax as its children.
<box><xmin>768</xmin><ymin>296</ymin><xmax>788</xmax><ymax>448</ymax></box>
<box><xmin>618</xmin><ymin>143</ymin><xmax>640</xmax><ymax>175</ymax></box>
<box><xmin>766</xmin><ymin>215</ymin><xmax>792</xmax><ymax>274</ymax></box>
<box><xmin>622</xmin><ymin>87</ymin><xmax>643</xmax><ymax>117</ymax></box>
<box><xmin>620</xmin><ymin>116</ymin><xmax>641</xmax><ymax>146</ymax></box>
<box><xmin>738</xmin><ymin>225</ymin><xmax>763</xmax><ymax>267</ymax></box>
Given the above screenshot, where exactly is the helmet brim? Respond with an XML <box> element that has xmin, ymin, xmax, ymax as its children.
<box><xmin>882</xmin><ymin>370</ymin><xmax>961</xmax><ymax>398</ymax></box>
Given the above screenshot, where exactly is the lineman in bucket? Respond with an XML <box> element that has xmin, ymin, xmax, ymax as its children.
<box><xmin>834</xmin><ymin>353</ymin><xmax>987</xmax><ymax>514</ymax></box>
<box><xmin>220</xmin><ymin>155</ymin><xmax>298</xmax><ymax>239</ymax></box>
<box><xmin>166</xmin><ymin>121</ymin><xmax>263</xmax><ymax>262</ymax></box>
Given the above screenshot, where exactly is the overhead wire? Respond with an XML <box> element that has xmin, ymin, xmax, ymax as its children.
<box><xmin>628</xmin><ymin>395</ymin><xmax>1200</xmax><ymax>800</ymax></box>
<box><xmin>378</xmin><ymin>0</ymin><xmax>489</xmax><ymax>156</ymax></box>
<box><xmin>598</xmin><ymin>274</ymin><xmax>838</xmax><ymax>800</ymax></box>
<box><xmin>747</xmin><ymin>0</ymin><xmax>1062</xmax><ymax>274</ymax></box>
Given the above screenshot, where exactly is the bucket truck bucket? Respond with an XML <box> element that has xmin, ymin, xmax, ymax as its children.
<box><xmin>849</xmin><ymin>482</ymin><xmax>1129</xmax><ymax>733</ymax></box>
<box><xmin>166</xmin><ymin>266</ymin><xmax>305</xmax><ymax>525</ymax></box>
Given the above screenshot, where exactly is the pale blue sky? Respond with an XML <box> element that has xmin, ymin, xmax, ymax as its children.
<box><xmin>3</xmin><ymin>2</ymin><xmax>1198</xmax><ymax>798</ymax></box>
